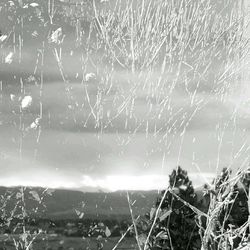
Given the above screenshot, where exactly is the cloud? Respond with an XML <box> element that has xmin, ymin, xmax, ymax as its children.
<box><xmin>189</xmin><ymin>173</ymin><xmax>215</xmax><ymax>187</ymax></box>
<box><xmin>0</xmin><ymin>4</ymin><xmax>249</xmax><ymax>191</ymax></box>
<box><xmin>1</xmin><ymin>123</ymin><xmax>249</xmax><ymax>186</ymax></box>
<box><xmin>0</xmin><ymin>151</ymin><xmax>79</xmax><ymax>189</ymax></box>
<box><xmin>80</xmin><ymin>173</ymin><xmax>215</xmax><ymax>191</ymax></box>
<box><xmin>0</xmin><ymin>175</ymin><xmax>78</xmax><ymax>189</ymax></box>
<box><xmin>0</xmin><ymin>78</ymin><xmax>240</xmax><ymax>135</ymax></box>
<box><xmin>81</xmin><ymin>175</ymin><xmax>168</xmax><ymax>191</ymax></box>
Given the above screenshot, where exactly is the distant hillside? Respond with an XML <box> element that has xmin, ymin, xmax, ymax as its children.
<box><xmin>0</xmin><ymin>186</ymin><xmax>158</xmax><ymax>221</ymax></box>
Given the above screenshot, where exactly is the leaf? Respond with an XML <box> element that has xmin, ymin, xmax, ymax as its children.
<box><xmin>29</xmin><ymin>191</ymin><xmax>40</xmax><ymax>202</ymax></box>
<box><xmin>20</xmin><ymin>232</ymin><xmax>28</xmax><ymax>242</ymax></box>
<box><xmin>30</xmin><ymin>3</ymin><xmax>39</xmax><ymax>7</ymax></box>
<box><xmin>138</xmin><ymin>234</ymin><xmax>147</xmax><ymax>247</ymax></box>
<box><xmin>21</xmin><ymin>96</ymin><xmax>32</xmax><ymax>109</ymax></box>
<box><xmin>150</xmin><ymin>207</ymin><xmax>156</xmax><ymax>220</ymax></box>
<box><xmin>5</xmin><ymin>52</ymin><xmax>14</xmax><ymax>64</ymax></box>
<box><xmin>10</xmin><ymin>94</ymin><xmax>16</xmax><ymax>101</ymax></box>
<box><xmin>30</xmin><ymin>117</ymin><xmax>40</xmax><ymax>129</ymax></box>
<box><xmin>50</xmin><ymin>27</ymin><xmax>62</xmax><ymax>44</ymax></box>
<box><xmin>46</xmin><ymin>189</ymin><xmax>54</xmax><ymax>196</ymax></box>
<box><xmin>75</xmin><ymin>209</ymin><xmax>84</xmax><ymax>219</ymax></box>
<box><xmin>0</xmin><ymin>35</ymin><xmax>7</xmax><ymax>43</ymax></box>
<box><xmin>105</xmin><ymin>226</ymin><xmax>111</xmax><ymax>237</ymax></box>
<box><xmin>156</xmin><ymin>231</ymin><xmax>168</xmax><ymax>239</ymax></box>
<box><xmin>16</xmin><ymin>192</ymin><xmax>22</xmax><ymax>199</ymax></box>
<box><xmin>31</xmin><ymin>30</ymin><xmax>39</xmax><ymax>38</ymax></box>
<box><xmin>85</xmin><ymin>73</ymin><xmax>96</xmax><ymax>81</ymax></box>
<box><xmin>179</xmin><ymin>185</ymin><xmax>187</xmax><ymax>191</ymax></box>
<box><xmin>159</xmin><ymin>209</ymin><xmax>172</xmax><ymax>221</ymax></box>
<box><xmin>8</xmin><ymin>1</ymin><xmax>14</xmax><ymax>6</ymax></box>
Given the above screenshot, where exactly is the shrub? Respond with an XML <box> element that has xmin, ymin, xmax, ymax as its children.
<box><xmin>147</xmin><ymin>166</ymin><xmax>250</xmax><ymax>250</ymax></box>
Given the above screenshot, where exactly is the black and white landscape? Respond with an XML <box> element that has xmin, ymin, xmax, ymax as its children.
<box><xmin>0</xmin><ymin>0</ymin><xmax>250</xmax><ymax>249</ymax></box>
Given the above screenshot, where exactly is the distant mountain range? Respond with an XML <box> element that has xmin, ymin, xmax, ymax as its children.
<box><xmin>0</xmin><ymin>186</ymin><xmax>159</xmax><ymax>221</ymax></box>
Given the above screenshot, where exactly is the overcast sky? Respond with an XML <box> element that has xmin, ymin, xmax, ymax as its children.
<box><xmin>1</xmin><ymin>68</ymin><xmax>249</xmax><ymax>190</ymax></box>
<box><xmin>0</xmin><ymin>0</ymin><xmax>250</xmax><ymax>191</ymax></box>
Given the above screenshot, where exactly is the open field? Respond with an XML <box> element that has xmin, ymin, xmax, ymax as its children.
<box><xmin>0</xmin><ymin>235</ymin><xmax>138</xmax><ymax>250</ymax></box>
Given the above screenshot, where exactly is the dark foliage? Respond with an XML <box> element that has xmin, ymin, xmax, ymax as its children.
<box><xmin>152</xmin><ymin>166</ymin><xmax>250</xmax><ymax>250</ymax></box>
<box><xmin>154</xmin><ymin>166</ymin><xmax>200</xmax><ymax>250</ymax></box>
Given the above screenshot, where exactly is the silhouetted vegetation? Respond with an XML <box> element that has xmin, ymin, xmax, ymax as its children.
<box><xmin>142</xmin><ymin>166</ymin><xmax>250</xmax><ymax>250</ymax></box>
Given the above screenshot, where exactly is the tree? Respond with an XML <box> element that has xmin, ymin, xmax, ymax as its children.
<box><xmin>214</xmin><ymin>167</ymin><xmax>232</xmax><ymax>192</ymax></box>
<box><xmin>153</xmin><ymin>166</ymin><xmax>200</xmax><ymax>250</ymax></box>
<box><xmin>229</xmin><ymin>169</ymin><xmax>250</xmax><ymax>228</ymax></box>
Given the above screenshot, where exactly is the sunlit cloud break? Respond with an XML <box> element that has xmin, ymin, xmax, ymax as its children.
<box><xmin>0</xmin><ymin>176</ymin><xmax>79</xmax><ymax>190</ymax></box>
<box><xmin>81</xmin><ymin>173</ymin><xmax>215</xmax><ymax>191</ymax></box>
<box><xmin>0</xmin><ymin>173</ymin><xmax>215</xmax><ymax>191</ymax></box>
<box><xmin>81</xmin><ymin>175</ymin><xmax>168</xmax><ymax>191</ymax></box>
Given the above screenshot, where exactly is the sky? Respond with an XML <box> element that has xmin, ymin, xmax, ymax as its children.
<box><xmin>0</xmin><ymin>0</ymin><xmax>250</xmax><ymax>191</ymax></box>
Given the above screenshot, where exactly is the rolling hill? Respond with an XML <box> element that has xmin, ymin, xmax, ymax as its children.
<box><xmin>0</xmin><ymin>186</ymin><xmax>158</xmax><ymax>221</ymax></box>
